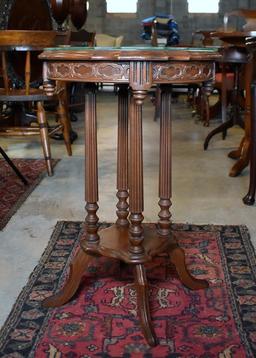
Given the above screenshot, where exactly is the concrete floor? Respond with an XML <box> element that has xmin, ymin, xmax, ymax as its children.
<box><xmin>0</xmin><ymin>90</ymin><xmax>255</xmax><ymax>328</ymax></box>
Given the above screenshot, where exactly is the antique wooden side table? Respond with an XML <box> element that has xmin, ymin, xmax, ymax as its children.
<box><xmin>39</xmin><ymin>46</ymin><xmax>220</xmax><ymax>346</ymax></box>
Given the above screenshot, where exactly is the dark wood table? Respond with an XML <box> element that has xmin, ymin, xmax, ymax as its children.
<box><xmin>205</xmin><ymin>31</ymin><xmax>256</xmax><ymax>177</ymax></box>
<box><xmin>39</xmin><ymin>46</ymin><xmax>220</xmax><ymax>346</ymax></box>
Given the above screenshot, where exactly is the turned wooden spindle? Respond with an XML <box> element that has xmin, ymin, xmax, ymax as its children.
<box><xmin>25</xmin><ymin>50</ymin><xmax>31</xmax><ymax>95</ymax></box>
<box><xmin>158</xmin><ymin>86</ymin><xmax>172</xmax><ymax>237</ymax></box>
<box><xmin>1</xmin><ymin>52</ymin><xmax>9</xmax><ymax>95</ymax></box>
<box><xmin>84</xmin><ymin>84</ymin><xmax>100</xmax><ymax>247</ymax></box>
<box><xmin>37</xmin><ymin>101</ymin><xmax>52</xmax><ymax>176</ymax></box>
<box><xmin>129</xmin><ymin>90</ymin><xmax>147</xmax><ymax>262</ymax></box>
<box><xmin>116</xmin><ymin>84</ymin><xmax>129</xmax><ymax>227</ymax></box>
<box><xmin>57</xmin><ymin>83</ymin><xmax>72</xmax><ymax>156</ymax></box>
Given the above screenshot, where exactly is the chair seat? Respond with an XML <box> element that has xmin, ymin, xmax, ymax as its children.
<box><xmin>0</xmin><ymin>88</ymin><xmax>51</xmax><ymax>102</ymax></box>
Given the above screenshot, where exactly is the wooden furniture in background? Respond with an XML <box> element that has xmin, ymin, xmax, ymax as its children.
<box><xmin>0</xmin><ymin>146</ymin><xmax>28</xmax><ymax>185</ymax></box>
<box><xmin>0</xmin><ymin>30</ymin><xmax>72</xmax><ymax>176</ymax></box>
<box><xmin>203</xmin><ymin>44</ymin><xmax>247</xmax><ymax>144</ymax></box>
<box><xmin>69</xmin><ymin>29</ymin><xmax>95</xmax><ymax>46</ymax></box>
<box><xmin>39</xmin><ymin>46</ymin><xmax>220</xmax><ymax>345</ymax></box>
<box><xmin>191</xmin><ymin>30</ymin><xmax>215</xmax><ymax>46</ymax></box>
<box><xmin>243</xmin><ymin>35</ymin><xmax>256</xmax><ymax>205</ymax></box>
<box><xmin>70</xmin><ymin>0</ymin><xmax>88</xmax><ymax>30</ymax></box>
<box><xmin>50</xmin><ymin>0</ymin><xmax>70</xmax><ymax>31</ymax></box>
<box><xmin>6</xmin><ymin>0</ymin><xmax>52</xmax><ymax>30</ymax></box>
<box><xmin>204</xmin><ymin>31</ymin><xmax>255</xmax><ymax>177</ymax></box>
<box><xmin>224</xmin><ymin>8</ymin><xmax>256</xmax><ymax>31</ymax></box>
<box><xmin>3</xmin><ymin>0</ymin><xmax>52</xmax><ymax>96</ymax></box>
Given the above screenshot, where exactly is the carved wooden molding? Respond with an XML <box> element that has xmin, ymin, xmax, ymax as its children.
<box><xmin>47</xmin><ymin>62</ymin><xmax>129</xmax><ymax>82</ymax></box>
<box><xmin>46</xmin><ymin>60</ymin><xmax>215</xmax><ymax>86</ymax></box>
<box><xmin>153</xmin><ymin>62</ymin><xmax>214</xmax><ymax>83</ymax></box>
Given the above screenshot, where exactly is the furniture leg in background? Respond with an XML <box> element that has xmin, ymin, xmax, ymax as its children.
<box><xmin>0</xmin><ymin>146</ymin><xmax>28</xmax><ymax>185</ymax></box>
<box><xmin>243</xmin><ymin>79</ymin><xmax>256</xmax><ymax>205</ymax></box>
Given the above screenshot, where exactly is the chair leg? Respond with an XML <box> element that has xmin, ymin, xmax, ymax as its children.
<box><xmin>57</xmin><ymin>85</ymin><xmax>72</xmax><ymax>156</ymax></box>
<box><xmin>57</xmin><ymin>101</ymin><xmax>72</xmax><ymax>156</ymax></box>
<box><xmin>0</xmin><ymin>146</ymin><xmax>28</xmax><ymax>185</ymax></box>
<box><xmin>37</xmin><ymin>101</ymin><xmax>53</xmax><ymax>176</ymax></box>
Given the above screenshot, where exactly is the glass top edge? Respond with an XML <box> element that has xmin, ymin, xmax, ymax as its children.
<box><xmin>43</xmin><ymin>45</ymin><xmax>219</xmax><ymax>52</ymax></box>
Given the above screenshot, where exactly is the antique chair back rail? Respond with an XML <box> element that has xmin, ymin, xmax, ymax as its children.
<box><xmin>0</xmin><ymin>30</ymin><xmax>58</xmax><ymax>48</ymax></box>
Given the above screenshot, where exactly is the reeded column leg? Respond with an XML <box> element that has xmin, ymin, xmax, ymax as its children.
<box><xmin>158</xmin><ymin>86</ymin><xmax>208</xmax><ymax>290</ymax></box>
<box><xmin>116</xmin><ymin>85</ymin><xmax>129</xmax><ymax>227</ymax></box>
<box><xmin>128</xmin><ymin>89</ymin><xmax>156</xmax><ymax>344</ymax></box>
<box><xmin>37</xmin><ymin>101</ymin><xmax>53</xmax><ymax>176</ymax></box>
<box><xmin>43</xmin><ymin>84</ymin><xmax>99</xmax><ymax>308</ymax></box>
<box><xmin>243</xmin><ymin>79</ymin><xmax>256</xmax><ymax>205</ymax></box>
<box><xmin>158</xmin><ymin>86</ymin><xmax>172</xmax><ymax>237</ymax></box>
<box><xmin>43</xmin><ymin>248</ymin><xmax>92</xmax><ymax>307</ymax></box>
<box><xmin>128</xmin><ymin>90</ymin><xmax>147</xmax><ymax>263</ymax></box>
<box><xmin>134</xmin><ymin>264</ymin><xmax>157</xmax><ymax>347</ymax></box>
<box><xmin>84</xmin><ymin>84</ymin><xmax>100</xmax><ymax>249</ymax></box>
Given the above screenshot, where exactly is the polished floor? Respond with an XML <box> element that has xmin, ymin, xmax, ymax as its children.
<box><xmin>0</xmin><ymin>90</ymin><xmax>255</xmax><ymax>327</ymax></box>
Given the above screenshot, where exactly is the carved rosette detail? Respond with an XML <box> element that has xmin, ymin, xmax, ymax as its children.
<box><xmin>47</xmin><ymin>62</ymin><xmax>130</xmax><ymax>82</ymax></box>
<box><xmin>153</xmin><ymin>62</ymin><xmax>214</xmax><ymax>83</ymax></box>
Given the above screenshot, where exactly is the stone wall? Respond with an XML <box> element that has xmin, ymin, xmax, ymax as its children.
<box><xmin>85</xmin><ymin>0</ymin><xmax>256</xmax><ymax>45</ymax></box>
<box><xmin>1</xmin><ymin>0</ymin><xmax>256</xmax><ymax>44</ymax></box>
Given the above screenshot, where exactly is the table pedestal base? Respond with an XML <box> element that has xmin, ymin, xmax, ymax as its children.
<box><xmin>43</xmin><ymin>224</ymin><xmax>208</xmax><ymax>346</ymax></box>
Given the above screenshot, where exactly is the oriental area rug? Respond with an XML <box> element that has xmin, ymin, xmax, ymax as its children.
<box><xmin>0</xmin><ymin>158</ymin><xmax>59</xmax><ymax>230</ymax></box>
<box><xmin>0</xmin><ymin>222</ymin><xmax>256</xmax><ymax>357</ymax></box>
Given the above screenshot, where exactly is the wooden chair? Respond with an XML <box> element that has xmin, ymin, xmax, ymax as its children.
<box><xmin>69</xmin><ymin>29</ymin><xmax>95</xmax><ymax>47</ymax></box>
<box><xmin>0</xmin><ymin>30</ymin><xmax>72</xmax><ymax>176</ymax></box>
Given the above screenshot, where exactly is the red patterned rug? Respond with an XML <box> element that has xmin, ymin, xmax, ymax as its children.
<box><xmin>0</xmin><ymin>158</ymin><xmax>59</xmax><ymax>230</ymax></box>
<box><xmin>0</xmin><ymin>222</ymin><xmax>256</xmax><ymax>357</ymax></box>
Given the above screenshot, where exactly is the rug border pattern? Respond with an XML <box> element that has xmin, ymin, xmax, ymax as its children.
<box><xmin>0</xmin><ymin>222</ymin><xmax>256</xmax><ymax>357</ymax></box>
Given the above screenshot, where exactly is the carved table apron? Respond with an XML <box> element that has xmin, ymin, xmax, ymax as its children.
<box><xmin>39</xmin><ymin>47</ymin><xmax>220</xmax><ymax>346</ymax></box>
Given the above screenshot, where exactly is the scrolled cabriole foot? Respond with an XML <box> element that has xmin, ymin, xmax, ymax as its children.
<box><xmin>134</xmin><ymin>264</ymin><xmax>158</xmax><ymax>347</ymax></box>
<box><xmin>169</xmin><ymin>246</ymin><xmax>209</xmax><ymax>290</ymax></box>
<box><xmin>43</xmin><ymin>248</ymin><xmax>92</xmax><ymax>307</ymax></box>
